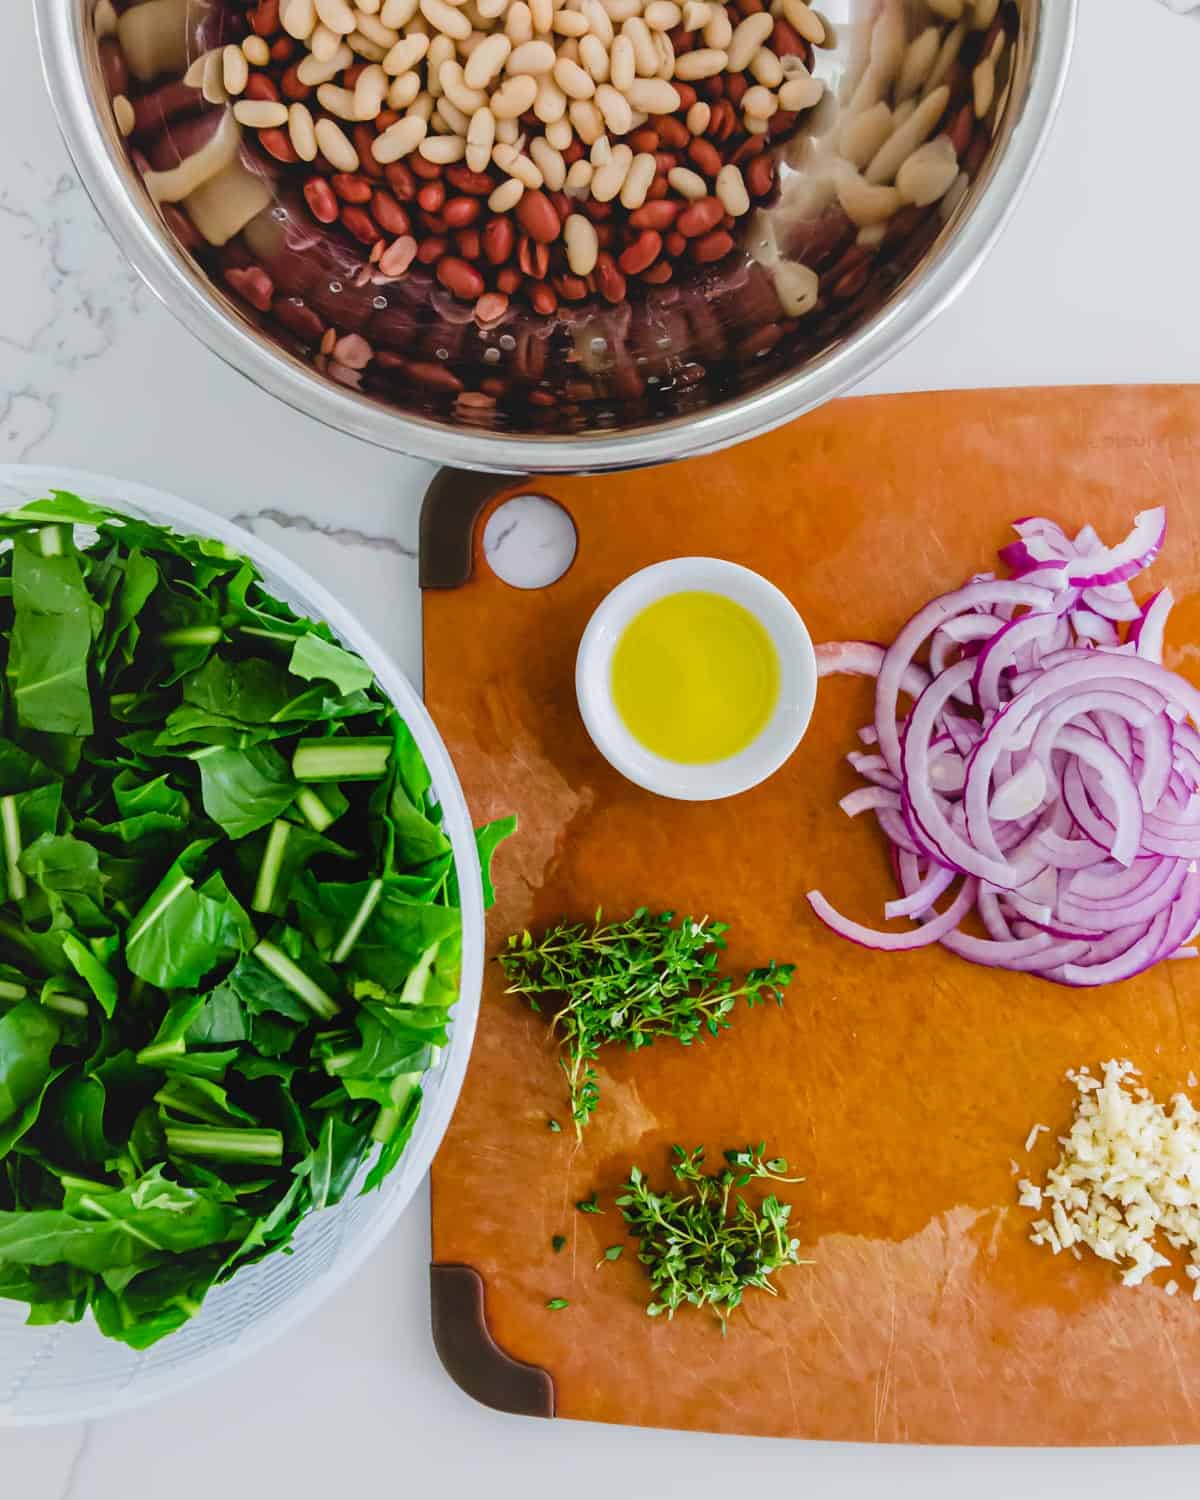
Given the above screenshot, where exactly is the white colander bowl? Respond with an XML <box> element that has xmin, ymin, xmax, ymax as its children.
<box><xmin>0</xmin><ymin>465</ymin><xmax>484</xmax><ymax>1425</ymax></box>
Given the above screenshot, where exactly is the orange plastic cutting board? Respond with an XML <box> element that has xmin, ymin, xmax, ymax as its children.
<box><xmin>423</xmin><ymin>386</ymin><xmax>1200</xmax><ymax>1444</ymax></box>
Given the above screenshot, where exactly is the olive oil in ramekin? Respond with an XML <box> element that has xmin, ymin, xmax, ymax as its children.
<box><xmin>609</xmin><ymin>590</ymin><xmax>781</xmax><ymax>765</ymax></box>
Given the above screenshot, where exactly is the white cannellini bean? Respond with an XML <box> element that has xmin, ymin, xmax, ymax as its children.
<box><xmin>315</xmin><ymin>116</ymin><xmax>360</xmax><ymax>169</ymax></box>
<box><xmin>420</xmin><ymin>0</ymin><xmax>472</xmax><ymax>36</ymax></box>
<box><xmin>777</xmin><ymin>68</ymin><xmax>822</xmax><ymax>111</ymax></box>
<box><xmin>703</xmin><ymin>7</ymin><xmax>731</xmax><ymax>48</ymax></box>
<box><xmin>773</xmin><ymin>260</ymin><xmax>819</xmax><ymax>316</ymax></box>
<box><xmin>564</xmin><ymin>157</ymin><xmax>593</xmax><ymax>195</ymax></box>
<box><xmin>895</xmin><ymin>134</ymin><xmax>959</xmax><ymax>205</ymax></box>
<box><xmin>200</xmin><ymin>49</ymin><xmax>227</xmax><ymax>104</ymax></box>
<box><xmin>669</xmin><ymin>46</ymin><xmax>723</xmax><ymax>80</ymax></box>
<box><xmin>865</xmin><ymin>83</ymin><xmax>948</xmax><ymax>184</ymax></box>
<box><xmin>590</xmin><ymin>134</ymin><xmax>612</xmax><ymax>166</ymax></box>
<box><xmin>652</xmin><ymin>30</ymin><xmax>674</xmax><ymax>78</ymax></box>
<box><xmin>94</xmin><ymin>0</ymin><xmax>119</xmax><ymax>34</ymax></box>
<box><xmin>355</xmin><ymin>62</ymin><xmax>389</xmax><ymax>116</ymax></box>
<box><xmin>686</xmin><ymin>100</ymin><xmax>710</xmax><ymax>134</ymax></box>
<box><xmin>490</xmin><ymin>72</ymin><xmax>539</xmax><ymax>117</ymax></box>
<box><xmin>681</xmin><ymin>0</ymin><xmax>710</xmax><ymax>27</ymax></box>
<box><xmin>348</xmin><ymin>31</ymin><xmax>387</xmax><ymax>60</ymax></box>
<box><xmin>488</xmin><ymin>176</ymin><xmax>525</xmax><ymax>210</ymax></box>
<box><xmin>667</xmin><ymin>165</ymin><xmax>706</xmax><ymax>199</ymax></box>
<box><xmin>609</xmin><ymin>33</ymin><xmax>635</xmax><ymax>90</ymax></box>
<box><xmin>357</xmin><ymin>0</ymin><xmax>382</xmax><ymax>13</ymax></box>
<box><xmin>715</xmin><ymin>161</ymin><xmax>750</xmax><ymax>215</ymax></box>
<box><xmin>923</xmin><ymin>21</ymin><xmax>966</xmax><ymax>96</ymax></box>
<box><xmin>315</xmin><ymin>0</ymin><xmax>357</xmax><ymax>32</ymax></box>
<box><xmin>568</xmin><ymin>98</ymin><xmax>605</xmax><ymax>144</ymax></box>
<box><xmin>354</xmin><ymin>10</ymin><xmax>399</xmax><ymax>46</ymax></box>
<box><xmin>388</xmin><ymin>70</ymin><xmax>421</xmax><ymax>107</ymax></box>
<box><xmin>506</xmin><ymin>0</ymin><xmax>533</xmax><ymax>41</ymax></box>
<box><xmin>622</xmin><ymin>16</ymin><xmax>658</xmax><ymax>75</ymax></box>
<box><xmin>241</xmin><ymin>34</ymin><xmax>271</xmax><ymax>65</ymax></box>
<box><xmin>896</xmin><ymin>25</ymin><xmax>939</xmax><ymax>103</ymax></box>
<box><xmin>750</xmin><ymin>47</ymin><xmax>782</xmax><ymax>88</ymax></box>
<box><xmin>380</xmin><ymin>0</ymin><xmax>418</xmax><ymax>23</ymax></box>
<box><xmin>282</xmin><ymin>0</ymin><xmax>318</xmax><ymax>39</ymax></box>
<box><xmin>744</xmin><ymin>115</ymin><xmax>767</xmax><ymax>135</ymax></box>
<box><xmin>603</xmin><ymin>0</ymin><xmax>640</xmax><ymax>20</ymax></box>
<box><xmin>434</xmin><ymin>97</ymin><xmax>469</xmax><ymax>134</ymax></box>
<box><xmin>625</xmin><ymin>77</ymin><xmax>679</xmax><ymax>113</ymax></box>
<box><xmin>590</xmin><ymin>142</ymin><xmax>632</xmax><ymax>201</ymax></box>
<box><xmin>297</xmin><ymin>44</ymin><xmax>353</xmax><ymax>84</ymax></box>
<box><xmin>545</xmin><ymin>115</ymin><xmax>573</xmax><ymax>149</ymax></box>
<box><xmin>580</xmin><ymin>33</ymin><xmax>610</xmax><ymax>83</ymax></box>
<box><xmin>780</xmin><ymin>0</ymin><xmax>823</xmax><ymax>44</ymax></box>
<box><xmin>492</xmin><ymin>142</ymin><xmax>543</xmax><ymax>186</ymax></box>
<box><xmin>494</xmin><ymin>114</ymin><xmax>519</xmax><ymax>142</ymax></box>
<box><xmin>972</xmin><ymin>0</ymin><xmax>1001</xmax><ymax>28</ymax></box>
<box><xmin>464</xmin><ymin>32</ymin><xmax>510</xmax><ymax>87</ymax></box>
<box><xmin>644</xmin><ymin>0</ymin><xmax>681</xmax><ymax>29</ymax></box>
<box><xmin>530</xmin><ymin>0</ymin><xmax>553</xmax><ymax>32</ymax></box>
<box><xmin>554</xmin><ymin>56</ymin><xmax>596</xmax><ymax>98</ymax></box>
<box><xmin>507</xmin><ymin>39</ymin><xmax>556</xmax><ymax>73</ymax></box>
<box><xmin>563</xmin><ymin>214</ymin><xmax>600</xmax><ymax>275</ymax></box>
<box><xmin>726</xmin><ymin>11</ymin><xmax>771</xmax><ymax>69</ymax></box>
<box><xmin>383</xmin><ymin>32</ymin><xmax>429</xmax><ymax>73</ymax></box>
<box><xmin>742</xmin><ymin>84</ymin><xmax>777</xmax><ymax>119</ymax></box>
<box><xmin>833</xmin><ymin>161</ymin><xmax>901</xmax><ymax>226</ymax></box>
<box><xmin>288</xmin><ymin>102</ymin><xmax>319</xmax><ymax>160</ymax></box>
<box><xmin>595</xmin><ymin>82</ymin><xmax>633</xmax><ymax>135</ymax></box>
<box><xmin>112</xmin><ymin>94</ymin><xmax>136</xmax><ymax>137</ymax></box>
<box><xmin>317</xmin><ymin>82</ymin><xmax>361</xmax><ymax>118</ymax></box>
<box><xmin>583</xmin><ymin>0</ymin><xmax>614</xmax><ymax>44</ymax></box>
<box><xmin>466</xmin><ymin>105</ymin><xmax>496</xmax><ymax>171</ymax></box>
<box><xmin>973</xmin><ymin>54</ymin><xmax>995</xmax><ymax>119</ymax></box>
<box><xmin>222</xmin><ymin>44</ymin><xmax>249</xmax><ymax>95</ymax></box>
<box><xmin>409</xmin><ymin>91</ymin><xmax>434</xmax><ymax>121</ymax></box>
<box><xmin>423</xmin><ymin>34</ymin><xmax>453</xmax><ymax>95</ymax></box>
<box><xmin>551</xmin><ymin>10</ymin><xmax>589</xmax><ymax>36</ymax></box>
<box><xmin>419</xmin><ymin>133</ymin><xmax>466</xmax><ymax>162</ymax></box>
<box><xmin>535</xmin><ymin>74</ymin><xmax>568</xmax><ymax>122</ymax></box>
<box><xmin>371</xmin><ymin>113</ymin><xmax>427</xmax><ymax>160</ymax></box>
<box><xmin>441</xmin><ymin>59</ymin><xmax>487</xmax><ymax>111</ymax></box>
<box><xmin>233</xmin><ymin>99</ymin><xmax>290</xmax><ymax>127</ymax></box>
<box><xmin>310</xmin><ymin>19</ymin><xmax>342</xmax><ymax>57</ymax></box>
<box><xmin>927</xmin><ymin>0</ymin><xmax>963</xmax><ymax>18</ymax></box>
<box><xmin>837</xmin><ymin>99</ymin><xmax>891</xmax><ymax>167</ymax></box>
<box><xmin>529</xmin><ymin>135</ymin><xmax>567</xmax><ymax>189</ymax></box>
<box><xmin>619</xmin><ymin>150</ymin><xmax>657</xmax><ymax>209</ymax></box>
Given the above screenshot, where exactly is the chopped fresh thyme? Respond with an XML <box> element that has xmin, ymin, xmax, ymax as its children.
<box><xmin>545</xmin><ymin>1298</ymin><xmax>569</xmax><ymax>1310</ymax></box>
<box><xmin>576</xmin><ymin>1193</ymin><xmax>602</xmax><ymax>1215</ymax></box>
<box><xmin>598</xmin><ymin>1245</ymin><xmax>624</xmax><ymax>1265</ymax></box>
<box><xmin>499</xmin><ymin>909</ymin><xmax>794</xmax><ymax>1134</ymax></box>
<box><xmin>617</xmin><ymin>1144</ymin><xmax>807</xmax><ymax>1333</ymax></box>
<box><xmin>547</xmin><ymin>1118</ymin><xmax>562</xmax><ymax>1133</ymax></box>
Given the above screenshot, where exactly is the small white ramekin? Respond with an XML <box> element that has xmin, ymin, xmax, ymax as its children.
<box><xmin>575</xmin><ymin>557</ymin><xmax>818</xmax><ymax>801</ymax></box>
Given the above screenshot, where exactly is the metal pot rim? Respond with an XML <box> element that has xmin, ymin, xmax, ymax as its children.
<box><xmin>35</xmin><ymin>1</ymin><xmax>1077</xmax><ymax>475</ymax></box>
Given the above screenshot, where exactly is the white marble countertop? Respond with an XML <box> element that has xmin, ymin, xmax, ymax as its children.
<box><xmin>6</xmin><ymin>0</ymin><xmax>1200</xmax><ymax>1492</ymax></box>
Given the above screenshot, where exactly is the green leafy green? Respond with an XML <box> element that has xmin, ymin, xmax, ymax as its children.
<box><xmin>0</xmin><ymin>491</ymin><xmax>514</xmax><ymax>1350</ymax></box>
<box><xmin>500</xmin><ymin>910</ymin><xmax>793</xmax><ymax>1135</ymax></box>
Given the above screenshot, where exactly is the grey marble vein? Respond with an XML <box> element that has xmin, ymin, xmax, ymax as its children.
<box><xmin>230</xmin><ymin>507</ymin><xmax>418</xmax><ymax>558</ymax></box>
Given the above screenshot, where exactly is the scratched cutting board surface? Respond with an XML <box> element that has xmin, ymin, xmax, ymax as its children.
<box><xmin>423</xmin><ymin>386</ymin><xmax>1200</xmax><ymax>1445</ymax></box>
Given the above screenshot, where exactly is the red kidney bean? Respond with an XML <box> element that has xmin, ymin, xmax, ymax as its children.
<box><xmin>561</xmin><ymin>139</ymin><xmax>585</xmax><ymax>165</ymax></box>
<box><xmin>496</xmin><ymin>267</ymin><xmax>521</xmax><ymax>294</ymax></box>
<box><xmin>443</xmin><ymin>195</ymin><xmax>480</xmax><ymax>228</ymax></box>
<box><xmin>375</xmin><ymin>109</ymin><xmax>400</xmax><ymax>131</ymax></box>
<box><xmin>594</xmin><ymin>252</ymin><xmax>626</xmax><ymax>303</ymax></box>
<box><xmin>642</xmin><ymin>260</ymin><xmax>673</xmax><ymax>284</ymax></box>
<box><xmin>445</xmin><ymin>166</ymin><xmax>495</xmax><ymax>195</ymax></box>
<box><xmin>281</xmin><ymin>64</ymin><xmax>311</xmax><ymax>100</ymax></box>
<box><xmin>948</xmin><ymin>102</ymin><xmax>974</xmax><ymax>156</ymax></box>
<box><xmin>342</xmin><ymin>206</ymin><xmax>382</xmax><ymax>244</ymax></box>
<box><xmin>554</xmin><ymin>273</ymin><xmax>588</xmax><ymax>301</ymax></box>
<box><xmin>224</xmin><ymin>264</ymin><xmax>275</xmax><ymax>312</ymax></box>
<box><xmin>436</xmin><ymin>256</ymin><xmax>485</xmax><ymax>298</ymax></box>
<box><xmin>455</xmin><ymin>228</ymin><xmax>482</xmax><ymax>259</ymax></box>
<box><xmin>618</xmin><ymin>231</ymin><xmax>661</xmax><ymax>275</ymax></box>
<box><xmin>483</xmin><ymin>215</ymin><xmax>514</xmax><ymax>264</ymax></box>
<box><xmin>655</xmin><ymin>115</ymin><xmax>690</xmax><ymax>149</ymax></box>
<box><xmin>258</xmin><ymin>127</ymin><xmax>299</xmax><ymax>163</ymax></box>
<box><xmin>251</xmin><ymin>0</ymin><xmax>281</xmax><ymax>35</ymax></box>
<box><xmin>416</xmin><ymin>235</ymin><xmax>448</xmax><ymax>264</ymax></box>
<box><xmin>418</xmin><ymin>181</ymin><xmax>446</xmax><ymax>213</ymax></box>
<box><xmin>655</xmin><ymin>151</ymin><xmax>679</xmax><ymax>174</ymax></box>
<box><xmin>529</xmin><ymin>282</ymin><xmax>557</xmax><ymax>315</ymax></box>
<box><xmin>385</xmin><ymin>162</ymin><xmax>417</xmax><ymax>200</ymax></box>
<box><xmin>475</xmin><ymin>291</ymin><xmax>509</xmax><ymax>324</ymax></box>
<box><xmin>130</xmin><ymin>83</ymin><xmax>205</xmax><ymax>137</ymax></box>
<box><xmin>303</xmin><ymin>176</ymin><xmax>339</xmax><ymax>224</ymax></box>
<box><xmin>271</xmin><ymin>296</ymin><xmax>325</xmax><ymax>342</ymax></box>
<box><xmin>517</xmin><ymin>235</ymin><xmax>550</xmax><ymax>279</ymax></box>
<box><xmin>98</xmin><ymin>38</ymin><xmax>129</xmax><ymax>98</ymax></box>
<box><xmin>630</xmin><ymin>199</ymin><xmax>679</xmax><ymax>231</ymax></box>
<box><xmin>771</xmin><ymin>18</ymin><xmax>803</xmax><ymax>55</ymax></box>
<box><xmin>332</xmin><ymin>172</ymin><xmax>372</xmax><ymax>203</ymax></box>
<box><xmin>405</xmin><ymin>360</ymin><xmax>464</xmax><ymax>394</ymax></box>
<box><xmin>965</xmin><ymin>123</ymin><xmax>991</xmax><ymax>177</ymax></box>
<box><xmin>690</xmin><ymin>229</ymin><xmax>734</xmax><ymax>264</ymax></box>
<box><xmin>832</xmin><ymin>261</ymin><xmax>871</xmax><ymax>300</ymax></box>
<box><xmin>676</xmin><ymin>196</ymin><xmax>723</xmax><ymax>237</ymax></box>
<box><xmin>372</xmin><ymin>190</ymin><xmax>412</xmax><ymax>235</ymax></box>
<box><xmin>343</xmin><ymin>62</ymin><xmax>366</xmax><ymax>87</ymax></box>
<box><xmin>516</xmin><ymin>189</ymin><xmax>560</xmax><ymax>244</ymax></box>
<box><xmin>270</xmin><ymin>36</ymin><xmax>293</xmax><ymax>62</ymax></box>
<box><xmin>673</xmin><ymin>82</ymin><xmax>697</xmax><ymax>110</ymax></box>
<box><xmin>744</xmin><ymin>152</ymin><xmax>775</xmax><ymax>197</ymax></box>
<box><xmin>595</xmin><ymin>222</ymin><xmax>614</xmax><ymax>248</ymax></box>
<box><xmin>768</xmin><ymin>108</ymin><xmax>798</xmax><ymax>139</ymax></box>
<box><xmin>708</xmin><ymin>99</ymin><xmax>736</xmax><ymax>140</ymax></box>
<box><xmin>351</xmin><ymin>125</ymin><xmax>382</xmax><ymax>177</ymax></box>
<box><xmin>410</xmin><ymin>156</ymin><xmax>442</xmax><ymax>181</ymax></box>
<box><xmin>378</xmin><ymin>235</ymin><xmax>418</xmax><ymax>276</ymax></box>
<box><xmin>702</xmin><ymin>74</ymin><xmax>725</xmax><ymax>101</ymax></box>
<box><xmin>421</xmin><ymin>211</ymin><xmax>448</xmax><ymax>233</ymax></box>
<box><xmin>480</xmin><ymin>376</ymin><xmax>507</xmax><ymax>397</ymax></box>
<box><xmin>687</xmin><ymin>138</ymin><xmax>722</xmax><ymax>177</ymax></box>
<box><xmin>731</xmin><ymin>135</ymin><xmax>765</xmax><ymax>165</ymax></box>
<box><xmin>245</xmin><ymin>72</ymin><xmax>281</xmax><ymax>103</ymax></box>
<box><xmin>724</xmin><ymin>72</ymin><xmax>748</xmax><ymax>106</ymax></box>
<box><xmin>161</xmin><ymin>202</ymin><xmax>202</xmax><ymax>252</ymax></box>
<box><xmin>664</xmin><ymin>230</ymin><xmax>686</xmax><ymax>256</ymax></box>
<box><xmin>584</xmin><ymin>198</ymin><xmax>613</xmax><ymax>221</ymax></box>
<box><xmin>646</xmin><ymin>176</ymin><xmax>669</xmax><ymax>201</ymax></box>
<box><xmin>549</xmin><ymin>190</ymin><xmax>571</xmax><ymax>223</ymax></box>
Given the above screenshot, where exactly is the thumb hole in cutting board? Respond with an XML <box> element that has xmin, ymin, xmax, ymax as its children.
<box><xmin>483</xmin><ymin>495</ymin><xmax>577</xmax><ymax>590</ymax></box>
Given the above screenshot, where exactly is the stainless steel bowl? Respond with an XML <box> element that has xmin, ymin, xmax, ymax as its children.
<box><xmin>36</xmin><ymin>0</ymin><xmax>1074</xmax><ymax>473</ymax></box>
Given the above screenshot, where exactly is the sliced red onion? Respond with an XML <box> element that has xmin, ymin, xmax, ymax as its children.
<box><xmin>808</xmin><ymin>507</ymin><xmax>1195</xmax><ymax>987</ymax></box>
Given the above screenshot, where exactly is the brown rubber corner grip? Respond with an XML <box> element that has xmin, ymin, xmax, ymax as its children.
<box><xmin>419</xmin><ymin>469</ymin><xmax>513</xmax><ymax>591</ymax></box>
<box><xmin>430</xmin><ymin>1263</ymin><xmax>556</xmax><ymax>1419</ymax></box>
